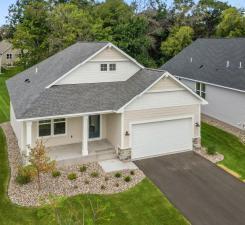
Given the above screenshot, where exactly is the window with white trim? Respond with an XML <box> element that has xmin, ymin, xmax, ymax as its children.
<box><xmin>39</xmin><ymin>118</ymin><xmax>66</xmax><ymax>137</ymax></box>
<box><xmin>100</xmin><ymin>64</ymin><xmax>107</xmax><ymax>71</ymax></box>
<box><xmin>7</xmin><ymin>53</ymin><xmax>12</xmax><ymax>59</ymax></box>
<box><xmin>196</xmin><ymin>82</ymin><xmax>206</xmax><ymax>99</ymax></box>
<box><xmin>109</xmin><ymin>63</ymin><xmax>116</xmax><ymax>71</ymax></box>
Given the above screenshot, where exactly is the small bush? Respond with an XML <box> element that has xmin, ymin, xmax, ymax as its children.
<box><xmin>73</xmin><ymin>185</ymin><xmax>78</xmax><ymax>189</ymax></box>
<box><xmin>16</xmin><ymin>165</ymin><xmax>36</xmax><ymax>185</ymax></box>
<box><xmin>52</xmin><ymin>170</ymin><xmax>61</xmax><ymax>178</ymax></box>
<box><xmin>105</xmin><ymin>176</ymin><xmax>109</xmax><ymax>181</ymax></box>
<box><xmin>101</xmin><ymin>185</ymin><xmax>106</xmax><ymax>190</ymax></box>
<box><xmin>124</xmin><ymin>176</ymin><xmax>131</xmax><ymax>182</ymax></box>
<box><xmin>207</xmin><ymin>146</ymin><xmax>216</xmax><ymax>155</ymax></box>
<box><xmin>90</xmin><ymin>172</ymin><xmax>99</xmax><ymax>177</ymax></box>
<box><xmin>114</xmin><ymin>172</ymin><xmax>122</xmax><ymax>178</ymax></box>
<box><xmin>115</xmin><ymin>182</ymin><xmax>119</xmax><ymax>187</ymax></box>
<box><xmin>130</xmin><ymin>170</ymin><xmax>135</xmax><ymax>175</ymax></box>
<box><xmin>67</xmin><ymin>173</ymin><xmax>77</xmax><ymax>180</ymax></box>
<box><xmin>79</xmin><ymin>165</ymin><xmax>87</xmax><ymax>172</ymax></box>
<box><xmin>84</xmin><ymin>179</ymin><xmax>89</xmax><ymax>184</ymax></box>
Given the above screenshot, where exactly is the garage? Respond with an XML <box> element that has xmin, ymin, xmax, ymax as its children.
<box><xmin>131</xmin><ymin>117</ymin><xmax>193</xmax><ymax>160</ymax></box>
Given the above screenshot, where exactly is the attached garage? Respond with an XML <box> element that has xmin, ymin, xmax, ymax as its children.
<box><xmin>131</xmin><ymin>117</ymin><xmax>193</xmax><ymax>160</ymax></box>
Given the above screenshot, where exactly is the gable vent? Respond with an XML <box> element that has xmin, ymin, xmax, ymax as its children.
<box><xmin>226</xmin><ymin>60</ymin><xmax>230</xmax><ymax>68</ymax></box>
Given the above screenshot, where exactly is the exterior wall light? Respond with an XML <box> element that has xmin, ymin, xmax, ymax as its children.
<box><xmin>125</xmin><ymin>131</ymin><xmax>130</xmax><ymax>136</ymax></box>
<box><xmin>195</xmin><ymin>122</ymin><xmax>200</xmax><ymax>127</ymax></box>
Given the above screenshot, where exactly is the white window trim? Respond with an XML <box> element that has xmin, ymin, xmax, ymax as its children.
<box><xmin>109</xmin><ymin>63</ymin><xmax>116</xmax><ymax>71</ymax></box>
<box><xmin>100</xmin><ymin>63</ymin><xmax>107</xmax><ymax>71</ymax></box>
<box><xmin>195</xmin><ymin>82</ymin><xmax>206</xmax><ymax>98</ymax></box>
<box><xmin>38</xmin><ymin>118</ymin><xmax>67</xmax><ymax>138</ymax></box>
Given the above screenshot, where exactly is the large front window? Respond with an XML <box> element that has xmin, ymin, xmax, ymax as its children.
<box><xmin>39</xmin><ymin>118</ymin><xmax>66</xmax><ymax>137</ymax></box>
<box><xmin>196</xmin><ymin>82</ymin><xmax>206</xmax><ymax>99</ymax></box>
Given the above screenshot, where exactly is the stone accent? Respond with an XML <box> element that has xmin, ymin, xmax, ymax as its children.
<box><xmin>118</xmin><ymin>148</ymin><xmax>131</xmax><ymax>161</ymax></box>
<box><xmin>193</xmin><ymin>137</ymin><xmax>201</xmax><ymax>149</ymax></box>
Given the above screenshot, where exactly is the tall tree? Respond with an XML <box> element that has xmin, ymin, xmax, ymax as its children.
<box><xmin>12</xmin><ymin>1</ymin><xmax>50</xmax><ymax>66</ymax></box>
<box><xmin>216</xmin><ymin>8</ymin><xmax>245</xmax><ymax>37</ymax></box>
<box><xmin>161</xmin><ymin>26</ymin><xmax>194</xmax><ymax>60</ymax></box>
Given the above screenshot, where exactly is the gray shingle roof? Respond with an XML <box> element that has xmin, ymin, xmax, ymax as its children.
<box><xmin>161</xmin><ymin>38</ymin><xmax>245</xmax><ymax>91</ymax></box>
<box><xmin>7</xmin><ymin>41</ymin><xmax>164</xmax><ymax>119</ymax></box>
<box><xmin>16</xmin><ymin>68</ymin><xmax>163</xmax><ymax>119</ymax></box>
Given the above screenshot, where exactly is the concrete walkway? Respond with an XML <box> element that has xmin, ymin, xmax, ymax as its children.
<box><xmin>135</xmin><ymin>152</ymin><xmax>245</xmax><ymax>225</ymax></box>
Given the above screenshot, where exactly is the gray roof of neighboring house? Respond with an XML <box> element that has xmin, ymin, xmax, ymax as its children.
<box><xmin>161</xmin><ymin>38</ymin><xmax>245</xmax><ymax>91</ymax></box>
<box><xmin>0</xmin><ymin>40</ymin><xmax>12</xmax><ymax>54</ymax></box>
<box><xmin>7</xmin><ymin>41</ymin><xmax>164</xmax><ymax>119</ymax></box>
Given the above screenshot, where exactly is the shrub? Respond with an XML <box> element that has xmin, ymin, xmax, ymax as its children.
<box><xmin>52</xmin><ymin>170</ymin><xmax>61</xmax><ymax>178</ymax></box>
<box><xmin>101</xmin><ymin>185</ymin><xmax>106</xmax><ymax>190</ymax></box>
<box><xmin>114</xmin><ymin>172</ymin><xmax>122</xmax><ymax>178</ymax></box>
<box><xmin>207</xmin><ymin>146</ymin><xmax>216</xmax><ymax>155</ymax></box>
<box><xmin>67</xmin><ymin>173</ymin><xmax>77</xmax><ymax>180</ymax></box>
<box><xmin>124</xmin><ymin>176</ymin><xmax>131</xmax><ymax>182</ymax></box>
<box><xmin>79</xmin><ymin>165</ymin><xmax>87</xmax><ymax>172</ymax></box>
<box><xmin>90</xmin><ymin>172</ymin><xmax>99</xmax><ymax>178</ymax></box>
<box><xmin>105</xmin><ymin>176</ymin><xmax>109</xmax><ymax>181</ymax></box>
<box><xmin>16</xmin><ymin>165</ymin><xmax>36</xmax><ymax>185</ymax></box>
<box><xmin>130</xmin><ymin>170</ymin><xmax>135</xmax><ymax>175</ymax></box>
<box><xmin>84</xmin><ymin>179</ymin><xmax>89</xmax><ymax>184</ymax></box>
<box><xmin>115</xmin><ymin>182</ymin><xmax>119</xmax><ymax>187</ymax></box>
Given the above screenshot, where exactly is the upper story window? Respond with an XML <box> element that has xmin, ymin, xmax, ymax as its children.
<box><xmin>196</xmin><ymin>82</ymin><xmax>206</xmax><ymax>99</ymax></box>
<box><xmin>109</xmin><ymin>63</ymin><xmax>116</xmax><ymax>71</ymax></box>
<box><xmin>6</xmin><ymin>53</ymin><xmax>12</xmax><ymax>59</ymax></box>
<box><xmin>39</xmin><ymin>118</ymin><xmax>66</xmax><ymax>137</ymax></box>
<box><xmin>100</xmin><ymin>64</ymin><xmax>107</xmax><ymax>71</ymax></box>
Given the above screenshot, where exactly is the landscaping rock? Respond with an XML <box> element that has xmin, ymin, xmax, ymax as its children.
<box><xmin>194</xmin><ymin>147</ymin><xmax>224</xmax><ymax>163</ymax></box>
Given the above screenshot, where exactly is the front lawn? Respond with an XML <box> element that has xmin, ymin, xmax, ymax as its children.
<box><xmin>0</xmin><ymin>67</ymin><xmax>23</xmax><ymax>123</ymax></box>
<box><xmin>202</xmin><ymin>122</ymin><xmax>245</xmax><ymax>180</ymax></box>
<box><xmin>0</xmin><ymin>127</ymin><xmax>189</xmax><ymax>225</ymax></box>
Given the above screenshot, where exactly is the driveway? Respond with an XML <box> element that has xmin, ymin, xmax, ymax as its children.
<box><xmin>135</xmin><ymin>152</ymin><xmax>245</xmax><ymax>225</ymax></box>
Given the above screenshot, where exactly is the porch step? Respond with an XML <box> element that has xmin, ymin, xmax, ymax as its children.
<box><xmin>57</xmin><ymin>148</ymin><xmax>117</xmax><ymax>167</ymax></box>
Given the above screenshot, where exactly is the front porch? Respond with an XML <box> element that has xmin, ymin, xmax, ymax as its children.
<box><xmin>47</xmin><ymin>139</ymin><xmax>117</xmax><ymax>166</ymax></box>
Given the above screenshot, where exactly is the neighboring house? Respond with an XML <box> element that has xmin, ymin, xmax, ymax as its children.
<box><xmin>0</xmin><ymin>40</ymin><xmax>20</xmax><ymax>67</ymax></box>
<box><xmin>161</xmin><ymin>38</ymin><xmax>245</xmax><ymax>130</ymax></box>
<box><xmin>7</xmin><ymin>42</ymin><xmax>206</xmax><ymax>165</ymax></box>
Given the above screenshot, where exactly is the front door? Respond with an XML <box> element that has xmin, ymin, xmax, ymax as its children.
<box><xmin>89</xmin><ymin>115</ymin><xmax>100</xmax><ymax>139</ymax></box>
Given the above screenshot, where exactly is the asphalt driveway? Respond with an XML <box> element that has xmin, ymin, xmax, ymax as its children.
<box><xmin>135</xmin><ymin>152</ymin><xmax>245</xmax><ymax>225</ymax></box>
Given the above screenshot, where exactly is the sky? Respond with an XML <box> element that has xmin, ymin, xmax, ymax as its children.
<box><xmin>0</xmin><ymin>0</ymin><xmax>244</xmax><ymax>26</ymax></box>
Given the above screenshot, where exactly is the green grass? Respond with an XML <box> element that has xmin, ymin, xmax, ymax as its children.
<box><xmin>0</xmin><ymin>127</ymin><xmax>189</xmax><ymax>225</ymax></box>
<box><xmin>202</xmin><ymin>122</ymin><xmax>245</xmax><ymax>180</ymax></box>
<box><xmin>0</xmin><ymin>67</ymin><xmax>23</xmax><ymax>123</ymax></box>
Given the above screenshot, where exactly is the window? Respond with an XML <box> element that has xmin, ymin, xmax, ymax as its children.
<box><xmin>100</xmin><ymin>64</ymin><xmax>107</xmax><ymax>71</ymax></box>
<box><xmin>39</xmin><ymin>118</ymin><xmax>66</xmax><ymax>137</ymax></box>
<box><xmin>53</xmin><ymin>118</ymin><xmax>66</xmax><ymax>135</ymax></box>
<box><xmin>39</xmin><ymin>120</ymin><xmax>51</xmax><ymax>137</ymax></box>
<box><xmin>196</xmin><ymin>82</ymin><xmax>206</xmax><ymax>99</ymax></box>
<box><xmin>6</xmin><ymin>54</ymin><xmax>12</xmax><ymax>59</ymax></box>
<box><xmin>109</xmin><ymin>63</ymin><xmax>116</xmax><ymax>71</ymax></box>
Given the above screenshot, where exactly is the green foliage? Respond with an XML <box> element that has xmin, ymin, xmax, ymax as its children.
<box><xmin>161</xmin><ymin>26</ymin><xmax>194</xmax><ymax>59</ymax></box>
<box><xmin>52</xmin><ymin>171</ymin><xmax>61</xmax><ymax>178</ymax></box>
<box><xmin>90</xmin><ymin>171</ymin><xmax>99</xmax><ymax>178</ymax></box>
<box><xmin>206</xmin><ymin>146</ymin><xmax>216</xmax><ymax>155</ymax></box>
<box><xmin>67</xmin><ymin>173</ymin><xmax>77</xmax><ymax>180</ymax></box>
<box><xmin>216</xmin><ymin>8</ymin><xmax>245</xmax><ymax>37</ymax></box>
<box><xmin>101</xmin><ymin>184</ymin><xmax>106</xmax><ymax>190</ymax></box>
<box><xmin>16</xmin><ymin>165</ymin><xmax>36</xmax><ymax>185</ymax></box>
<box><xmin>114</xmin><ymin>172</ymin><xmax>122</xmax><ymax>178</ymax></box>
<box><xmin>79</xmin><ymin>165</ymin><xmax>87</xmax><ymax>172</ymax></box>
<box><xmin>130</xmin><ymin>170</ymin><xmax>135</xmax><ymax>175</ymax></box>
<box><xmin>124</xmin><ymin>176</ymin><xmax>131</xmax><ymax>182</ymax></box>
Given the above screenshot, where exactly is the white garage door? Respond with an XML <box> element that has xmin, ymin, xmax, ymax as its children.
<box><xmin>131</xmin><ymin>118</ymin><xmax>193</xmax><ymax>160</ymax></box>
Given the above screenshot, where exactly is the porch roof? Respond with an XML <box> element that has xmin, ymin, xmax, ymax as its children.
<box><xmin>10</xmin><ymin>68</ymin><xmax>165</xmax><ymax>120</ymax></box>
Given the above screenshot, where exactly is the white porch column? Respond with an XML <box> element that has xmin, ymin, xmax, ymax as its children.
<box><xmin>26</xmin><ymin>121</ymin><xmax>32</xmax><ymax>156</ymax></box>
<box><xmin>82</xmin><ymin>115</ymin><xmax>88</xmax><ymax>156</ymax></box>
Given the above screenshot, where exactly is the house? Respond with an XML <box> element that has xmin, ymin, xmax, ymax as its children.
<box><xmin>0</xmin><ymin>40</ymin><xmax>20</xmax><ymax>68</ymax></box>
<box><xmin>161</xmin><ymin>38</ymin><xmax>245</xmax><ymax>130</ymax></box>
<box><xmin>7</xmin><ymin>42</ymin><xmax>206</xmax><ymax>165</ymax></box>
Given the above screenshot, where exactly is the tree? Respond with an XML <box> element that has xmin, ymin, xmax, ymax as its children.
<box><xmin>12</xmin><ymin>1</ymin><xmax>50</xmax><ymax>66</ymax></box>
<box><xmin>29</xmin><ymin>140</ymin><xmax>56</xmax><ymax>191</ymax></box>
<box><xmin>216</xmin><ymin>8</ymin><xmax>245</xmax><ymax>37</ymax></box>
<box><xmin>161</xmin><ymin>26</ymin><xmax>194</xmax><ymax>60</ymax></box>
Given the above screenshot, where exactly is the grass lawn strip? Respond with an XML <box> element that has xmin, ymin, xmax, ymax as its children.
<box><xmin>0</xmin><ymin>127</ymin><xmax>189</xmax><ymax>225</ymax></box>
<box><xmin>202</xmin><ymin>122</ymin><xmax>245</xmax><ymax>180</ymax></box>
